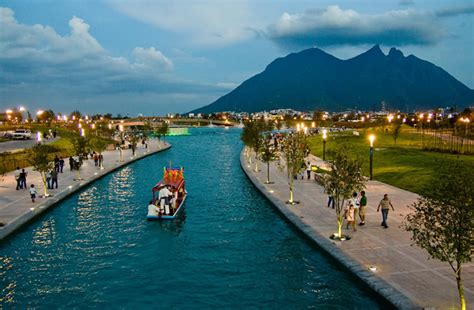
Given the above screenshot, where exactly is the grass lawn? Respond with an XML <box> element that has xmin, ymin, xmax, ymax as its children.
<box><xmin>307</xmin><ymin>126</ymin><xmax>474</xmax><ymax>195</ymax></box>
<box><xmin>0</xmin><ymin>125</ymin><xmax>114</xmax><ymax>174</ymax></box>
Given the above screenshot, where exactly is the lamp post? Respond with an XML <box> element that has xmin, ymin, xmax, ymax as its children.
<box><xmin>322</xmin><ymin>129</ymin><xmax>327</xmax><ymax>161</ymax></box>
<box><xmin>119</xmin><ymin>124</ymin><xmax>124</xmax><ymax>162</ymax></box>
<box><xmin>369</xmin><ymin>134</ymin><xmax>375</xmax><ymax>180</ymax></box>
<box><xmin>36</xmin><ymin>131</ymin><xmax>42</xmax><ymax>144</ymax></box>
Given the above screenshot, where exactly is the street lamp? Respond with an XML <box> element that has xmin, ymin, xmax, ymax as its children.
<box><xmin>322</xmin><ymin>129</ymin><xmax>327</xmax><ymax>161</ymax></box>
<box><xmin>369</xmin><ymin>134</ymin><xmax>375</xmax><ymax>180</ymax></box>
<box><xmin>80</xmin><ymin>128</ymin><xmax>85</xmax><ymax>137</ymax></box>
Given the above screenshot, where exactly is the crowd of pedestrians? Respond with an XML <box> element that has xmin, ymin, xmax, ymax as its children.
<box><xmin>14</xmin><ymin>151</ymin><xmax>108</xmax><ymax>203</ymax></box>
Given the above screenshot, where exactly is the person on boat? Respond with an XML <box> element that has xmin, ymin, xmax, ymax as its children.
<box><xmin>147</xmin><ymin>200</ymin><xmax>161</xmax><ymax>217</ymax></box>
<box><xmin>159</xmin><ymin>185</ymin><xmax>173</xmax><ymax>215</ymax></box>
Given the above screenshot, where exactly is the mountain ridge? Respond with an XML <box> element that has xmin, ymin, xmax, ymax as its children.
<box><xmin>192</xmin><ymin>45</ymin><xmax>474</xmax><ymax>113</ymax></box>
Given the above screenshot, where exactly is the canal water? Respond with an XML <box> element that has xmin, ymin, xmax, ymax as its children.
<box><xmin>1</xmin><ymin>128</ymin><xmax>384</xmax><ymax>308</ymax></box>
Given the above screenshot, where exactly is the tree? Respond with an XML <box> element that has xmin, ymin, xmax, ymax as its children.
<box><xmin>260</xmin><ymin>134</ymin><xmax>278</xmax><ymax>184</ymax></box>
<box><xmin>71</xmin><ymin>134</ymin><xmax>89</xmax><ymax>180</ymax></box>
<box><xmin>70</xmin><ymin>110</ymin><xmax>82</xmax><ymax>120</ymax></box>
<box><xmin>30</xmin><ymin>144</ymin><xmax>54</xmax><ymax>197</ymax></box>
<box><xmin>241</xmin><ymin>120</ymin><xmax>255</xmax><ymax>163</ymax></box>
<box><xmin>279</xmin><ymin>131</ymin><xmax>308</xmax><ymax>204</ymax></box>
<box><xmin>404</xmin><ymin>163</ymin><xmax>473</xmax><ymax>310</ymax></box>
<box><xmin>249</xmin><ymin>118</ymin><xmax>271</xmax><ymax>172</ymax></box>
<box><xmin>392</xmin><ymin>122</ymin><xmax>402</xmax><ymax>144</ymax></box>
<box><xmin>323</xmin><ymin>148</ymin><xmax>366</xmax><ymax>239</ymax></box>
<box><xmin>155</xmin><ymin>121</ymin><xmax>169</xmax><ymax>145</ymax></box>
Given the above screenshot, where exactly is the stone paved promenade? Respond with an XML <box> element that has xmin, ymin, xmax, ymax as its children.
<box><xmin>0</xmin><ymin>139</ymin><xmax>170</xmax><ymax>240</ymax></box>
<box><xmin>241</xmin><ymin>151</ymin><xmax>473</xmax><ymax>309</ymax></box>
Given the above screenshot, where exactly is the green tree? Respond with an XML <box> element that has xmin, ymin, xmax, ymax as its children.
<box><xmin>323</xmin><ymin>148</ymin><xmax>366</xmax><ymax>239</ymax></box>
<box><xmin>241</xmin><ymin>120</ymin><xmax>255</xmax><ymax>164</ymax></box>
<box><xmin>260</xmin><ymin>134</ymin><xmax>278</xmax><ymax>184</ymax></box>
<box><xmin>71</xmin><ymin>134</ymin><xmax>89</xmax><ymax>180</ymax></box>
<box><xmin>155</xmin><ymin>121</ymin><xmax>169</xmax><ymax>145</ymax></box>
<box><xmin>279</xmin><ymin>131</ymin><xmax>308</xmax><ymax>204</ymax></box>
<box><xmin>30</xmin><ymin>144</ymin><xmax>54</xmax><ymax>197</ymax></box>
<box><xmin>404</xmin><ymin>163</ymin><xmax>473</xmax><ymax>310</ymax></box>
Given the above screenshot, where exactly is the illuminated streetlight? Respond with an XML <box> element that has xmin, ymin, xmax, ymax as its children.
<box><xmin>36</xmin><ymin>110</ymin><xmax>44</xmax><ymax>116</ymax></box>
<box><xmin>311</xmin><ymin>121</ymin><xmax>315</xmax><ymax>128</ymax></box>
<box><xmin>369</xmin><ymin>135</ymin><xmax>375</xmax><ymax>180</ymax></box>
<box><xmin>6</xmin><ymin>109</ymin><xmax>13</xmax><ymax>114</ymax></box>
<box><xmin>36</xmin><ymin>131</ymin><xmax>42</xmax><ymax>143</ymax></box>
<box><xmin>322</xmin><ymin>129</ymin><xmax>327</xmax><ymax>161</ymax></box>
<box><xmin>19</xmin><ymin>106</ymin><xmax>25</xmax><ymax>112</ymax></box>
<box><xmin>80</xmin><ymin>128</ymin><xmax>85</xmax><ymax>137</ymax></box>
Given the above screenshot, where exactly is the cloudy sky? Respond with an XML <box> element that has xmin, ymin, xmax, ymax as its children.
<box><xmin>1</xmin><ymin>0</ymin><xmax>473</xmax><ymax>115</ymax></box>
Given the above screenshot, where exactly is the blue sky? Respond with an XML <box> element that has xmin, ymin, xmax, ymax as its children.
<box><xmin>1</xmin><ymin>0</ymin><xmax>473</xmax><ymax>115</ymax></box>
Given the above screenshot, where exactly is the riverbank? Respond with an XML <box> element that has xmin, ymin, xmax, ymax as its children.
<box><xmin>0</xmin><ymin>139</ymin><xmax>170</xmax><ymax>241</ymax></box>
<box><xmin>240</xmin><ymin>149</ymin><xmax>473</xmax><ymax>309</ymax></box>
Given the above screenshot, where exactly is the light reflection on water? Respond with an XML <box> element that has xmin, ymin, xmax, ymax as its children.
<box><xmin>0</xmin><ymin>128</ymin><xmax>385</xmax><ymax>308</ymax></box>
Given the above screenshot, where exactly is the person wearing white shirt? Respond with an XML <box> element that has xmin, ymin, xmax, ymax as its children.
<box><xmin>158</xmin><ymin>186</ymin><xmax>173</xmax><ymax>215</ymax></box>
<box><xmin>147</xmin><ymin>201</ymin><xmax>161</xmax><ymax>217</ymax></box>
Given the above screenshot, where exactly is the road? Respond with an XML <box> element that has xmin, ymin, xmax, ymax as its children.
<box><xmin>0</xmin><ymin>138</ymin><xmax>58</xmax><ymax>153</ymax></box>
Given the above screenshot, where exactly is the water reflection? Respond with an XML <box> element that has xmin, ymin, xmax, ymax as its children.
<box><xmin>156</xmin><ymin>210</ymin><xmax>186</xmax><ymax>236</ymax></box>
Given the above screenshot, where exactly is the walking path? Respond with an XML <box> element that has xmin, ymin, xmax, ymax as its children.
<box><xmin>0</xmin><ymin>139</ymin><xmax>170</xmax><ymax>240</ymax></box>
<box><xmin>241</xmin><ymin>150</ymin><xmax>473</xmax><ymax>309</ymax></box>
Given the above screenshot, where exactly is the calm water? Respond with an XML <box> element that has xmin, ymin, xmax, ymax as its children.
<box><xmin>1</xmin><ymin>128</ymin><xmax>384</xmax><ymax>308</ymax></box>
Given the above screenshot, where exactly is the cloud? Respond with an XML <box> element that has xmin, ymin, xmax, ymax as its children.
<box><xmin>266</xmin><ymin>5</ymin><xmax>442</xmax><ymax>48</ymax></box>
<box><xmin>132</xmin><ymin>47</ymin><xmax>173</xmax><ymax>70</ymax></box>
<box><xmin>107</xmin><ymin>0</ymin><xmax>264</xmax><ymax>46</ymax></box>
<box><xmin>436</xmin><ymin>4</ymin><xmax>474</xmax><ymax>17</ymax></box>
<box><xmin>0</xmin><ymin>7</ymin><xmax>223</xmax><ymax>114</ymax></box>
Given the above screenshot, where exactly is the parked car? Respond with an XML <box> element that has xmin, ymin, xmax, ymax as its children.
<box><xmin>12</xmin><ymin>129</ymin><xmax>32</xmax><ymax>140</ymax></box>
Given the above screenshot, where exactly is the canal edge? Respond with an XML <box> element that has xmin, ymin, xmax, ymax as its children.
<box><xmin>0</xmin><ymin>143</ymin><xmax>172</xmax><ymax>242</ymax></box>
<box><xmin>239</xmin><ymin>149</ymin><xmax>420</xmax><ymax>310</ymax></box>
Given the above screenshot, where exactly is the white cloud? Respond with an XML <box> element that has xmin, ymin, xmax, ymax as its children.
<box><xmin>133</xmin><ymin>47</ymin><xmax>173</xmax><ymax>70</ymax></box>
<box><xmin>266</xmin><ymin>5</ymin><xmax>442</xmax><ymax>47</ymax></box>
<box><xmin>0</xmin><ymin>7</ymin><xmax>224</xmax><ymax>114</ymax></box>
<box><xmin>107</xmin><ymin>0</ymin><xmax>263</xmax><ymax>46</ymax></box>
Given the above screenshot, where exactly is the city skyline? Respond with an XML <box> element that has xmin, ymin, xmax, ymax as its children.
<box><xmin>1</xmin><ymin>0</ymin><xmax>473</xmax><ymax>115</ymax></box>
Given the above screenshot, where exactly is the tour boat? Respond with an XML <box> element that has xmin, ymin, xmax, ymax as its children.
<box><xmin>147</xmin><ymin>167</ymin><xmax>187</xmax><ymax>220</ymax></box>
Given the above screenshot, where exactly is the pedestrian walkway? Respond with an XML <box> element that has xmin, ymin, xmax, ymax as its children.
<box><xmin>241</xmin><ymin>151</ymin><xmax>473</xmax><ymax>309</ymax></box>
<box><xmin>0</xmin><ymin>140</ymin><xmax>170</xmax><ymax>240</ymax></box>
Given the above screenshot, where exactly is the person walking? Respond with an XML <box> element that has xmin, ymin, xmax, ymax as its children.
<box><xmin>46</xmin><ymin>169</ymin><xmax>52</xmax><ymax>189</ymax></box>
<box><xmin>358</xmin><ymin>191</ymin><xmax>367</xmax><ymax>226</ymax></box>
<box><xmin>19</xmin><ymin>169</ymin><xmax>27</xmax><ymax>189</ymax></box>
<box><xmin>69</xmin><ymin>156</ymin><xmax>74</xmax><ymax>171</ymax></box>
<box><xmin>54</xmin><ymin>155</ymin><xmax>60</xmax><ymax>172</ymax></box>
<box><xmin>51</xmin><ymin>169</ymin><xmax>58</xmax><ymax>189</ymax></box>
<box><xmin>349</xmin><ymin>192</ymin><xmax>360</xmax><ymax>225</ymax></box>
<box><xmin>59</xmin><ymin>157</ymin><xmax>65</xmax><ymax>173</ymax></box>
<box><xmin>345</xmin><ymin>204</ymin><xmax>356</xmax><ymax>232</ymax></box>
<box><xmin>30</xmin><ymin>184</ymin><xmax>37</xmax><ymax>203</ymax></box>
<box><xmin>327</xmin><ymin>195</ymin><xmax>335</xmax><ymax>209</ymax></box>
<box><xmin>15</xmin><ymin>167</ymin><xmax>21</xmax><ymax>190</ymax></box>
<box><xmin>377</xmin><ymin>194</ymin><xmax>395</xmax><ymax>228</ymax></box>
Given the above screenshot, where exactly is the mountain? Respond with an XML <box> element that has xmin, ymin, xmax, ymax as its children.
<box><xmin>193</xmin><ymin>45</ymin><xmax>474</xmax><ymax>113</ymax></box>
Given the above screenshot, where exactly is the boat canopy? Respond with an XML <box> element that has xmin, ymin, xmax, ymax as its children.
<box><xmin>152</xmin><ymin>167</ymin><xmax>185</xmax><ymax>192</ymax></box>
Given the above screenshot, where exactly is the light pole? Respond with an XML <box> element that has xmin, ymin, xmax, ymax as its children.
<box><xmin>119</xmin><ymin>124</ymin><xmax>124</xmax><ymax>162</ymax></box>
<box><xmin>322</xmin><ymin>129</ymin><xmax>327</xmax><ymax>161</ymax></box>
<box><xmin>369</xmin><ymin>134</ymin><xmax>375</xmax><ymax>180</ymax></box>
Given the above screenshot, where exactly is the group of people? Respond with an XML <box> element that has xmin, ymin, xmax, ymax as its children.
<box><xmin>147</xmin><ymin>185</ymin><xmax>182</xmax><ymax>217</ymax></box>
<box><xmin>339</xmin><ymin>191</ymin><xmax>395</xmax><ymax>232</ymax></box>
